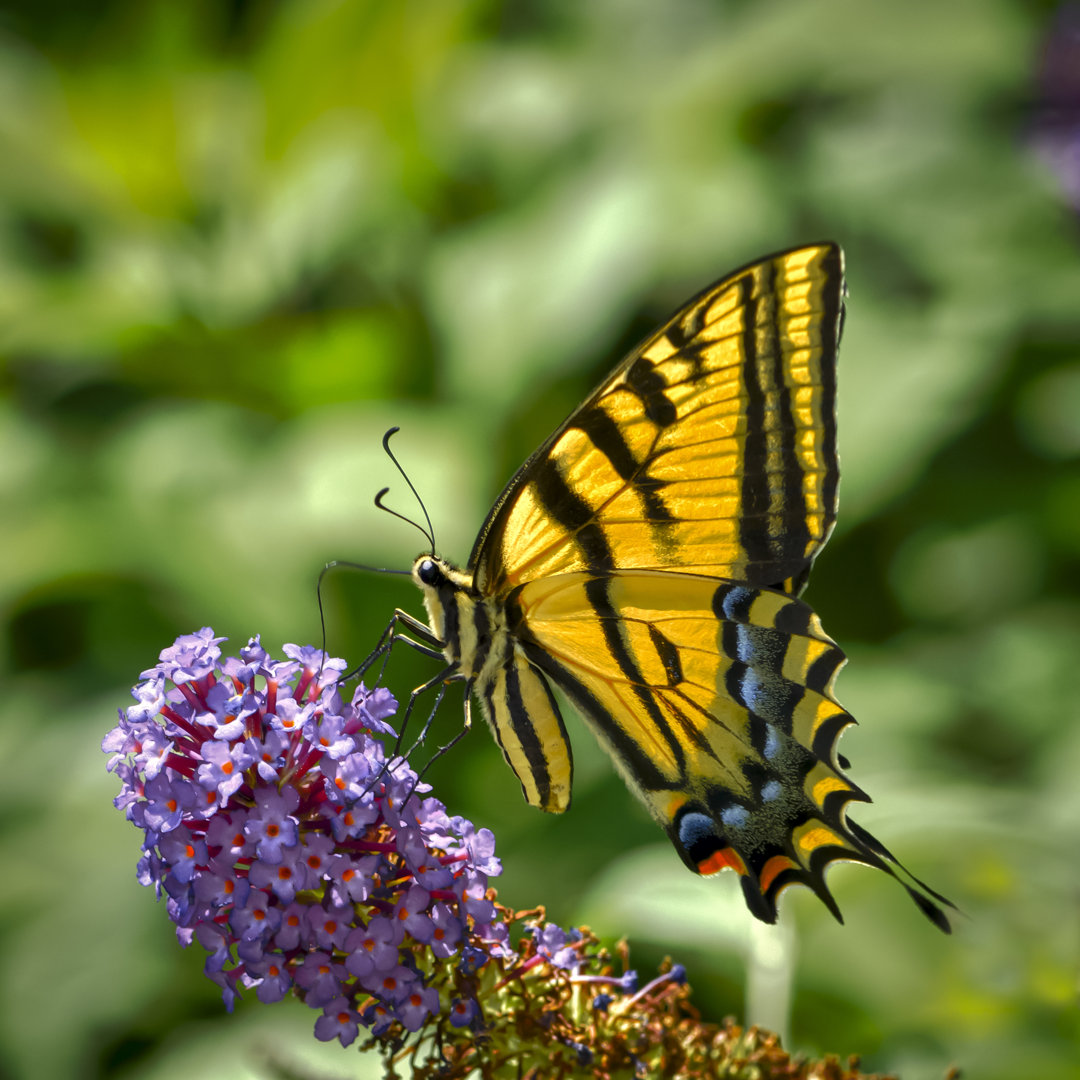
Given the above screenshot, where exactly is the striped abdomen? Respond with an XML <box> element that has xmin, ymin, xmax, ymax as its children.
<box><xmin>412</xmin><ymin>553</ymin><xmax>573</xmax><ymax>813</ymax></box>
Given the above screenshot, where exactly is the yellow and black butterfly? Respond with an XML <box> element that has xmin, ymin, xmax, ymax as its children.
<box><xmin>373</xmin><ymin>242</ymin><xmax>953</xmax><ymax>930</ymax></box>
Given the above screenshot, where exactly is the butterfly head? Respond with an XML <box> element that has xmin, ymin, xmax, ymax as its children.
<box><xmin>413</xmin><ymin>555</ymin><xmax>446</xmax><ymax>589</ymax></box>
<box><xmin>410</xmin><ymin>553</ymin><xmax>476</xmax><ymax>657</ymax></box>
<box><xmin>411</xmin><ymin>553</ymin><xmax>473</xmax><ymax>596</ymax></box>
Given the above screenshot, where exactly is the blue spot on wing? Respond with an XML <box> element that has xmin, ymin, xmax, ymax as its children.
<box><xmin>719</xmin><ymin>586</ymin><xmax>755</xmax><ymax>622</ymax></box>
<box><xmin>764</xmin><ymin>727</ymin><xmax>781</xmax><ymax>760</ymax></box>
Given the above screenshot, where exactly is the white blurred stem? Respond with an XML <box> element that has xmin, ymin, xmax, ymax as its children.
<box><xmin>745</xmin><ymin>914</ymin><xmax>796</xmax><ymax>1045</ymax></box>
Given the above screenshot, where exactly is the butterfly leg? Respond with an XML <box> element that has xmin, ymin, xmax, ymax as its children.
<box><xmin>398</xmin><ymin>685</ymin><xmax>476</xmax><ymax>804</ymax></box>
<box><xmin>354</xmin><ymin>613</ymin><xmax>475</xmax><ymax>803</ymax></box>
<box><xmin>351</xmin><ymin>608</ymin><xmax>446</xmax><ymax>684</ymax></box>
<box><xmin>396</xmin><ymin>674</ymin><xmax>450</xmax><ymax>760</ymax></box>
<box><xmin>399</xmin><ymin>677</ymin><xmax>475</xmax><ymax>760</ymax></box>
<box><xmin>363</xmin><ymin>661</ymin><xmax>461</xmax><ymax>797</ymax></box>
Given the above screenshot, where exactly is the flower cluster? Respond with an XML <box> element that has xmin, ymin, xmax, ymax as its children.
<box><xmin>104</xmin><ymin>630</ymin><xmax>902</xmax><ymax>1079</ymax></box>
<box><xmin>103</xmin><ymin>628</ymin><xmax>512</xmax><ymax>1042</ymax></box>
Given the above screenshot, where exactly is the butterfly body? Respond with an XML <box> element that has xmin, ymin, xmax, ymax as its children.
<box><xmin>398</xmin><ymin>243</ymin><xmax>952</xmax><ymax>929</ymax></box>
<box><xmin>413</xmin><ymin>554</ymin><xmax>575</xmax><ymax>814</ymax></box>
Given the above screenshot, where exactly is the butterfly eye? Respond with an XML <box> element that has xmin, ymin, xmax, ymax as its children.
<box><xmin>417</xmin><ymin>558</ymin><xmax>440</xmax><ymax>585</ymax></box>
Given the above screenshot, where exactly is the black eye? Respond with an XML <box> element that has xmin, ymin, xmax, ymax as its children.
<box><xmin>417</xmin><ymin>558</ymin><xmax>440</xmax><ymax>585</ymax></box>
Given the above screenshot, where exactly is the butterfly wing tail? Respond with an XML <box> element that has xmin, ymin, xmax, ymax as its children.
<box><xmin>845</xmin><ymin>818</ymin><xmax>957</xmax><ymax>932</ymax></box>
<box><xmin>658</xmin><ymin>582</ymin><xmax>955</xmax><ymax>931</ymax></box>
<box><xmin>668</xmin><ymin>761</ymin><xmax>955</xmax><ymax>932</ymax></box>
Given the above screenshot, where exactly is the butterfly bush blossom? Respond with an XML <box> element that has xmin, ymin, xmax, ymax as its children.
<box><xmin>103</xmin><ymin>630</ymin><xmax>895</xmax><ymax>1079</ymax></box>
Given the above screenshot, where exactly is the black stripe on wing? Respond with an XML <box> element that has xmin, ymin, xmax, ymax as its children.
<box><xmin>532</xmin><ymin>457</ymin><xmax>615</xmax><ymax>573</ymax></box>
<box><xmin>816</xmin><ymin>244</ymin><xmax>843</xmax><ymax>542</ymax></box>
<box><xmin>571</xmin><ymin>406</ymin><xmax>674</xmax><ymax>525</ymax></box>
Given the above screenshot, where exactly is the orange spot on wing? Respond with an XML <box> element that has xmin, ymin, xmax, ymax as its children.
<box><xmin>759</xmin><ymin>855</ymin><xmax>797</xmax><ymax>893</ymax></box>
<box><xmin>697</xmin><ymin>847</ymin><xmax>746</xmax><ymax>876</ymax></box>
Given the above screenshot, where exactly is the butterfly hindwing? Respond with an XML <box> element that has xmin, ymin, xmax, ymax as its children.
<box><xmin>470</xmin><ymin>243</ymin><xmax>844</xmax><ymax>596</ymax></box>
<box><xmin>476</xmin><ymin>640</ymin><xmax>573</xmax><ymax>814</ymax></box>
<box><xmin>508</xmin><ymin>568</ymin><xmax>892</xmax><ymax>921</ymax></box>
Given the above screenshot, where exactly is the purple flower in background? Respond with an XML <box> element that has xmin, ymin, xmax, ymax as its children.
<box><xmin>430</xmin><ymin>902</ymin><xmax>464</xmax><ymax>958</ymax></box>
<box><xmin>1032</xmin><ymin>4</ymin><xmax>1080</xmax><ymax>211</ymax></box>
<box><xmin>392</xmin><ymin>885</ymin><xmax>435</xmax><ymax>943</ymax></box>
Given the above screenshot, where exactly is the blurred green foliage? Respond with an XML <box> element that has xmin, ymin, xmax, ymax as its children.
<box><xmin>2</xmin><ymin>1</ymin><xmax>1078</xmax><ymax>1078</ymax></box>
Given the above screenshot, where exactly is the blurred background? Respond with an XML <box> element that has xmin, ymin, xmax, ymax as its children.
<box><xmin>2</xmin><ymin>1</ymin><xmax>1079</xmax><ymax>1077</ymax></box>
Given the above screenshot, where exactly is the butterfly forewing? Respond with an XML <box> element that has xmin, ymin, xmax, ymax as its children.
<box><xmin>470</xmin><ymin>243</ymin><xmax>843</xmax><ymax>597</ymax></box>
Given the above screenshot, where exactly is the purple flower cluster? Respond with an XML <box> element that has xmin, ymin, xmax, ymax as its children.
<box><xmin>103</xmin><ymin>629</ymin><xmax>515</xmax><ymax>1045</ymax></box>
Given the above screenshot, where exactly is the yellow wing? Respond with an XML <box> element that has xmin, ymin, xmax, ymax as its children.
<box><xmin>507</xmin><ymin>569</ymin><xmax>951</xmax><ymax>927</ymax></box>
<box><xmin>470</xmin><ymin>243</ymin><xmax>844</xmax><ymax>597</ymax></box>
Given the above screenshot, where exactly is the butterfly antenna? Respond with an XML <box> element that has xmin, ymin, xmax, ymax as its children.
<box><xmin>323</xmin><ymin>559</ymin><xmax>412</xmax><ymax>578</ymax></box>
<box><xmin>316</xmin><ymin>564</ymin><xmax>333</xmax><ymax>675</ymax></box>
<box><xmin>315</xmin><ymin>560</ymin><xmax>412</xmax><ymax>682</ymax></box>
<box><xmin>379</xmin><ymin>426</ymin><xmax>436</xmax><ymax>553</ymax></box>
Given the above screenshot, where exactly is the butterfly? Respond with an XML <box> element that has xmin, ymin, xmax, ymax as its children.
<box><xmin>375</xmin><ymin>242</ymin><xmax>952</xmax><ymax>930</ymax></box>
